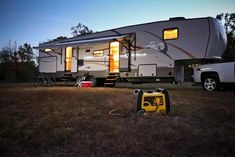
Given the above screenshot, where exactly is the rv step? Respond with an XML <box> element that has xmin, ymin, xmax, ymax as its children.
<box><xmin>106</xmin><ymin>75</ymin><xmax>118</xmax><ymax>78</ymax></box>
<box><xmin>105</xmin><ymin>78</ymin><xmax>118</xmax><ymax>81</ymax></box>
<box><xmin>104</xmin><ymin>81</ymin><xmax>116</xmax><ymax>87</ymax></box>
<box><xmin>64</xmin><ymin>73</ymin><xmax>72</xmax><ymax>77</ymax></box>
<box><xmin>60</xmin><ymin>78</ymin><xmax>70</xmax><ymax>81</ymax></box>
<box><xmin>62</xmin><ymin>76</ymin><xmax>71</xmax><ymax>78</ymax></box>
<box><xmin>104</xmin><ymin>82</ymin><xmax>115</xmax><ymax>87</ymax></box>
<box><xmin>60</xmin><ymin>76</ymin><xmax>72</xmax><ymax>81</ymax></box>
<box><xmin>104</xmin><ymin>72</ymin><xmax>119</xmax><ymax>87</ymax></box>
<box><xmin>104</xmin><ymin>82</ymin><xmax>115</xmax><ymax>84</ymax></box>
<box><xmin>108</xmin><ymin>73</ymin><xmax>119</xmax><ymax>76</ymax></box>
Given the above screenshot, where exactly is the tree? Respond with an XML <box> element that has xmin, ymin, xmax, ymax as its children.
<box><xmin>53</xmin><ymin>36</ymin><xmax>67</xmax><ymax>41</ymax></box>
<box><xmin>216</xmin><ymin>13</ymin><xmax>235</xmax><ymax>34</ymax></box>
<box><xmin>47</xmin><ymin>36</ymin><xmax>68</xmax><ymax>42</ymax></box>
<box><xmin>216</xmin><ymin>13</ymin><xmax>235</xmax><ymax>61</ymax></box>
<box><xmin>71</xmin><ymin>23</ymin><xmax>94</xmax><ymax>37</ymax></box>
<box><xmin>0</xmin><ymin>49</ymin><xmax>12</xmax><ymax>63</ymax></box>
<box><xmin>18</xmin><ymin>43</ymin><xmax>34</xmax><ymax>63</ymax></box>
<box><xmin>0</xmin><ymin>41</ymin><xmax>18</xmax><ymax>63</ymax></box>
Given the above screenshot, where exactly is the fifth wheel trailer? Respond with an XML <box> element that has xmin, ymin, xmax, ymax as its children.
<box><xmin>34</xmin><ymin>17</ymin><xmax>227</xmax><ymax>86</ymax></box>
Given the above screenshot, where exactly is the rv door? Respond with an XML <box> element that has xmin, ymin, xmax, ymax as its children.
<box><xmin>71</xmin><ymin>47</ymin><xmax>78</xmax><ymax>73</ymax></box>
<box><xmin>119</xmin><ymin>41</ymin><xmax>130</xmax><ymax>72</ymax></box>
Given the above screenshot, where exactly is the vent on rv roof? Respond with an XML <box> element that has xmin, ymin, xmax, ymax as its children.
<box><xmin>169</xmin><ymin>17</ymin><xmax>186</xmax><ymax>21</ymax></box>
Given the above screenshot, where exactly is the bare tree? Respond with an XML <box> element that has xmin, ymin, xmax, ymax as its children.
<box><xmin>71</xmin><ymin>23</ymin><xmax>94</xmax><ymax>37</ymax></box>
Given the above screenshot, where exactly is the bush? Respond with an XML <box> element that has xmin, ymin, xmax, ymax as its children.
<box><xmin>0</xmin><ymin>62</ymin><xmax>36</xmax><ymax>82</ymax></box>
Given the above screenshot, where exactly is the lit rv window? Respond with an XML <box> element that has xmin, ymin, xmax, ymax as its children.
<box><xmin>93</xmin><ymin>50</ymin><xmax>104</xmax><ymax>57</ymax></box>
<box><xmin>163</xmin><ymin>28</ymin><xmax>178</xmax><ymax>40</ymax></box>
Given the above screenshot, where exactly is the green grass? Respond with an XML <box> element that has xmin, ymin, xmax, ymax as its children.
<box><xmin>0</xmin><ymin>85</ymin><xmax>235</xmax><ymax>157</ymax></box>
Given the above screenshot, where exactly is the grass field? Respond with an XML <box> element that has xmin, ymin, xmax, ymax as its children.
<box><xmin>0</xmin><ymin>84</ymin><xmax>235</xmax><ymax>157</ymax></box>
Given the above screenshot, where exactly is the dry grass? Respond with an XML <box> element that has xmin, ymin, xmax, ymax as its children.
<box><xmin>0</xmin><ymin>85</ymin><xmax>235</xmax><ymax>157</ymax></box>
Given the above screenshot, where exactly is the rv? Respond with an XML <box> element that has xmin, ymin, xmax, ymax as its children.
<box><xmin>34</xmin><ymin>17</ymin><xmax>227</xmax><ymax>86</ymax></box>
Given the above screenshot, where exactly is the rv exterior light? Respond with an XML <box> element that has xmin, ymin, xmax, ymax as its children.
<box><xmin>131</xmin><ymin>53</ymin><xmax>146</xmax><ymax>57</ymax></box>
<box><xmin>196</xmin><ymin>67</ymin><xmax>211</xmax><ymax>71</ymax></box>
<box><xmin>84</xmin><ymin>56</ymin><xmax>94</xmax><ymax>59</ymax></box>
<box><xmin>93</xmin><ymin>50</ymin><xmax>104</xmax><ymax>57</ymax></box>
<box><xmin>45</xmin><ymin>48</ymin><xmax>52</xmax><ymax>52</ymax></box>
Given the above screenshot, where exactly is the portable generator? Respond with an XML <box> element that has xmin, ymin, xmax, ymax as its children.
<box><xmin>133</xmin><ymin>88</ymin><xmax>171</xmax><ymax>115</ymax></box>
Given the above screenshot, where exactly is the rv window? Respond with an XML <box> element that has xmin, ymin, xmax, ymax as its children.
<box><xmin>93</xmin><ymin>50</ymin><xmax>104</xmax><ymax>57</ymax></box>
<box><xmin>163</xmin><ymin>28</ymin><xmax>178</xmax><ymax>40</ymax></box>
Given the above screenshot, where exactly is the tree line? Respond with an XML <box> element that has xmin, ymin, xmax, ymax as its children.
<box><xmin>0</xmin><ymin>42</ymin><xmax>36</xmax><ymax>82</ymax></box>
<box><xmin>216</xmin><ymin>13</ymin><xmax>235</xmax><ymax>61</ymax></box>
<box><xmin>0</xmin><ymin>42</ymin><xmax>34</xmax><ymax>63</ymax></box>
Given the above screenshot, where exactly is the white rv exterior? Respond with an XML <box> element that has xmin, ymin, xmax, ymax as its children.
<box><xmin>34</xmin><ymin>17</ymin><xmax>227</xmax><ymax>85</ymax></box>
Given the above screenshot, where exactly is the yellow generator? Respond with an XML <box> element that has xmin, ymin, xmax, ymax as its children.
<box><xmin>134</xmin><ymin>88</ymin><xmax>170</xmax><ymax>115</ymax></box>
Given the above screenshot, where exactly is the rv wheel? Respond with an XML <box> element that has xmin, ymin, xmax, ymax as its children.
<box><xmin>86</xmin><ymin>76</ymin><xmax>97</xmax><ymax>87</ymax></box>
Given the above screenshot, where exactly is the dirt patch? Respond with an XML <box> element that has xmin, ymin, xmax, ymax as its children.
<box><xmin>0</xmin><ymin>85</ymin><xmax>235</xmax><ymax>156</ymax></box>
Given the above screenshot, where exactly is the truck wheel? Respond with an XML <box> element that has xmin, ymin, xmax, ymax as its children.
<box><xmin>86</xmin><ymin>76</ymin><xmax>97</xmax><ymax>87</ymax></box>
<box><xmin>202</xmin><ymin>75</ymin><xmax>220</xmax><ymax>91</ymax></box>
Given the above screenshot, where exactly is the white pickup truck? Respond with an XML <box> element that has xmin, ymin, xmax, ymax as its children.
<box><xmin>193</xmin><ymin>61</ymin><xmax>235</xmax><ymax>91</ymax></box>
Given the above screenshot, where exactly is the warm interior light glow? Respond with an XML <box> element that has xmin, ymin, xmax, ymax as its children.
<box><xmin>93</xmin><ymin>50</ymin><xmax>104</xmax><ymax>57</ymax></box>
<box><xmin>45</xmin><ymin>48</ymin><xmax>52</xmax><ymax>52</ymax></box>
<box><xmin>110</xmin><ymin>41</ymin><xmax>119</xmax><ymax>47</ymax></box>
<box><xmin>113</xmin><ymin>54</ymin><xmax>119</xmax><ymax>61</ymax></box>
<box><xmin>110</xmin><ymin>41</ymin><xmax>120</xmax><ymax>73</ymax></box>
<box><xmin>163</xmin><ymin>28</ymin><xmax>178</xmax><ymax>40</ymax></box>
<box><xmin>66</xmin><ymin>47</ymin><xmax>72</xmax><ymax>71</ymax></box>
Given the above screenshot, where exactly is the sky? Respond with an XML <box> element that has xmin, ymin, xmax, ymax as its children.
<box><xmin>0</xmin><ymin>0</ymin><xmax>234</xmax><ymax>50</ymax></box>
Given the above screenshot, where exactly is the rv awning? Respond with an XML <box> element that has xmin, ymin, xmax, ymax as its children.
<box><xmin>34</xmin><ymin>34</ymin><xmax>128</xmax><ymax>49</ymax></box>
